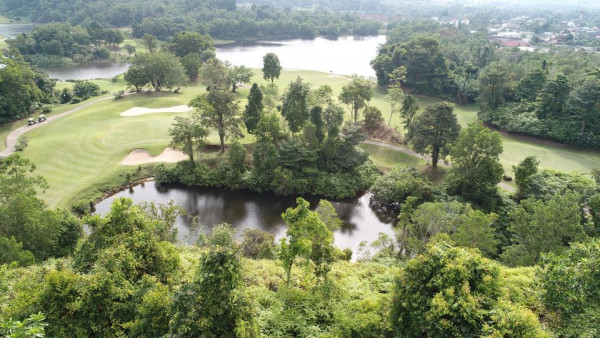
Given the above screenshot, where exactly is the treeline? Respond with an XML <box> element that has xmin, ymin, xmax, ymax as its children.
<box><xmin>0</xmin><ymin>0</ymin><xmax>382</xmax><ymax>41</ymax></box>
<box><xmin>372</xmin><ymin>20</ymin><xmax>600</xmax><ymax>147</ymax></box>
<box><xmin>8</xmin><ymin>22</ymin><xmax>124</xmax><ymax>66</ymax></box>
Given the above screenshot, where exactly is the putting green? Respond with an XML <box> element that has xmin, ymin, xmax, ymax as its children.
<box><xmin>8</xmin><ymin>69</ymin><xmax>600</xmax><ymax>208</ymax></box>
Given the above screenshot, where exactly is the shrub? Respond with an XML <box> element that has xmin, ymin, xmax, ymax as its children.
<box><xmin>363</xmin><ymin>106</ymin><xmax>383</xmax><ymax>128</ymax></box>
<box><xmin>15</xmin><ymin>137</ymin><xmax>28</xmax><ymax>152</ymax></box>
<box><xmin>72</xmin><ymin>80</ymin><xmax>101</xmax><ymax>99</ymax></box>
<box><xmin>370</xmin><ymin>167</ymin><xmax>434</xmax><ymax>212</ymax></box>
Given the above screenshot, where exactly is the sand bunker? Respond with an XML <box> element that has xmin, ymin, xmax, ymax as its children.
<box><xmin>121</xmin><ymin>147</ymin><xmax>188</xmax><ymax>165</ymax></box>
<box><xmin>120</xmin><ymin>105</ymin><xmax>192</xmax><ymax>116</ymax></box>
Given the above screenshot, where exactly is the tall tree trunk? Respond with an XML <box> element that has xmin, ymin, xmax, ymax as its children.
<box><xmin>581</xmin><ymin>119</ymin><xmax>586</xmax><ymax>135</ymax></box>
<box><xmin>432</xmin><ymin>147</ymin><xmax>439</xmax><ymax>168</ymax></box>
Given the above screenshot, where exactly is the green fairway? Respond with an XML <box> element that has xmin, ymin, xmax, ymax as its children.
<box><xmin>4</xmin><ymin>68</ymin><xmax>600</xmax><ymax>208</ymax></box>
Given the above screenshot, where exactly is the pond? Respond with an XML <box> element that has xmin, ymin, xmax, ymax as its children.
<box><xmin>94</xmin><ymin>181</ymin><xmax>396</xmax><ymax>255</ymax></box>
<box><xmin>216</xmin><ymin>35</ymin><xmax>386</xmax><ymax>78</ymax></box>
<box><xmin>0</xmin><ymin>23</ymin><xmax>35</xmax><ymax>38</ymax></box>
<box><xmin>41</xmin><ymin>62</ymin><xmax>131</xmax><ymax>81</ymax></box>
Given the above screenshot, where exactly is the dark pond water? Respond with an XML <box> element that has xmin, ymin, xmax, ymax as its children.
<box><xmin>216</xmin><ymin>35</ymin><xmax>386</xmax><ymax>78</ymax></box>
<box><xmin>94</xmin><ymin>181</ymin><xmax>395</xmax><ymax>254</ymax></box>
<box><xmin>41</xmin><ymin>62</ymin><xmax>131</xmax><ymax>81</ymax></box>
<box><xmin>0</xmin><ymin>23</ymin><xmax>35</xmax><ymax>38</ymax></box>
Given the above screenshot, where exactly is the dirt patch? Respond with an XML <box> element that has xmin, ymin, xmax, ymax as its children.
<box><xmin>120</xmin><ymin>105</ymin><xmax>192</xmax><ymax>117</ymax></box>
<box><xmin>121</xmin><ymin>147</ymin><xmax>188</xmax><ymax>165</ymax></box>
<box><xmin>360</xmin><ymin>123</ymin><xmax>404</xmax><ymax>144</ymax></box>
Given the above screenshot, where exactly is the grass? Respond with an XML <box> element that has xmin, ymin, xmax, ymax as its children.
<box><xmin>5</xmin><ymin>68</ymin><xmax>600</xmax><ymax>208</ymax></box>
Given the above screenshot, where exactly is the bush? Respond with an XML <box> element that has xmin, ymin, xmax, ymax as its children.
<box><xmin>93</xmin><ymin>46</ymin><xmax>110</xmax><ymax>59</ymax></box>
<box><xmin>15</xmin><ymin>137</ymin><xmax>28</xmax><ymax>152</ymax></box>
<box><xmin>72</xmin><ymin>199</ymin><xmax>92</xmax><ymax>215</ymax></box>
<box><xmin>240</xmin><ymin>229</ymin><xmax>275</xmax><ymax>259</ymax></box>
<box><xmin>370</xmin><ymin>167</ymin><xmax>434</xmax><ymax>212</ymax></box>
<box><xmin>113</xmin><ymin>90</ymin><xmax>125</xmax><ymax>100</ymax></box>
<box><xmin>363</xmin><ymin>106</ymin><xmax>383</xmax><ymax>128</ymax></box>
<box><xmin>72</xmin><ymin>80</ymin><xmax>101</xmax><ymax>99</ymax></box>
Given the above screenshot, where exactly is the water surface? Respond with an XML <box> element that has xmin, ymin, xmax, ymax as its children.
<box><xmin>0</xmin><ymin>23</ymin><xmax>34</xmax><ymax>38</ymax></box>
<box><xmin>41</xmin><ymin>62</ymin><xmax>130</xmax><ymax>81</ymax></box>
<box><xmin>94</xmin><ymin>181</ymin><xmax>395</xmax><ymax>254</ymax></box>
<box><xmin>216</xmin><ymin>35</ymin><xmax>386</xmax><ymax>77</ymax></box>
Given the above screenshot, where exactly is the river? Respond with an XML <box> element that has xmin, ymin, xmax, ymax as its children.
<box><xmin>94</xmin><ymin>181</ymin><xmax>396</xmax><ymax>255</ymax></box>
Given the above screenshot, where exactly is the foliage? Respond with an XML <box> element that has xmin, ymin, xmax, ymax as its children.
<box><xmin>0</xmin><ymin>237</ymin><xmax>35</xmax><ymax>267</ymax></box>
<box><xmin>281</xmin><ymin>77</ymin><xmax>311</xmax><ymax>134</ymax></box>
<box><xmin>407</xmin><ymin>102</ymin><xmax>460</xmax><ymax>168</ymax></box>
<box><xmin>338</xmin><ymin>74</ymin><xmax>374</xmax><ymax>122</ymax></box>
<box><xmin>190</xmin><ymin>89</ymin><xmax>243</xmax><ymax>152</ymax></box>
<box><xmin>72</xmin><ymin>80</ymin><xmax>100</xmax><ymax>99</ymax></box>
<box><xmin>14</xmin><ymin>137</ymin><xmax>28</xmax><ymax>152</ymax></box>
<box><xmin>447</xmin><ymin>121</ymin><xmax>504</xmax><ymax>210</ymax></box>
<box><xmin>169</xmin><ymin>111</ymin><xmax>208</xmax><ymax>165</ymax></box>
<box><xmin>501</xmin><ymin>191</ymin><xmax>585</xmax><ymax>267</ymax></box>
<box><xmin>124</xmin><ymin>51</ymin><xmax>187</xmax><ymax>91</ymax></box>
<box><xmin>370</xmin><ymin>167</ymin><xmax>434</xmax><ymax>212</ymax></box>
<box><xmin>363</xmin><ymin>106</ymin><xmax>383</xmax><ymax>128</ymax></box>
<box><xmin>0</xmin><ymin>154</ymin><xmax>82</xmax><ymax>261</ymax></box>
<box><xmin>240</xmin><ymin>229</ymin><xmax>275</xmax><ymax>259</ymax></box>
<box><xmin>243</xmin><ymin>83</ymin><xmax>263</xmax><ymax>134</ymax></box>
<box><xmin>540</xmin><ymin>239</ymin><xmax>600</xmax><ymax>337</ymax></box>
<box><xmin>0</xmin><ymin>312</ymin><xmax>47</xmax><ymax>338</ymax></box>
<box><xmin>315</xmin><ymin>200</ymin><xmax>342</xmax><ymax>231</ymax></box>
<box><xmin>391</xmin><ymin>241</ymin><xmax>544</xmax><ymax>337</ymax></box>
<box><xmin>262</xmin><ymin>53</ymin><xmax>282</xmax><ymax>83</ymax></box>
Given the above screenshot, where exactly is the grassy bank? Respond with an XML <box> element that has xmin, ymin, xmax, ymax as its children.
<box><xmin>5</xmin><ymin>68</ymin><xmax>600</xmax><ymax>208</ymax></box>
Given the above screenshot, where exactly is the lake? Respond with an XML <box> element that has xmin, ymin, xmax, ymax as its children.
<box><xmin>216</xmin><ymin>35</ymin><xmax>386</xmax><ymax>78</ymax></box>
<box><xmin>0</xmin><ymin>23</ymin><xmax>35</xmax><ymax>38</ymax></box>
<box><xmin>94</xmin><ymin>181</ymin><xmax>396</xmax><ymax>255</ymax></box>
<box><xmin>38</xmin><ymin>35</ymin><xmax>386</xmax><ymax>80</ymax></box>
<box><xmin>41</xmin><ymin>62</ymin><xmax>130</xmax><ymax>81</ymax></box>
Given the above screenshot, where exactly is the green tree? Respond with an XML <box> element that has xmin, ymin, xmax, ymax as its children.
<box><xmin>501</xmin><ymin>191</ymin><xmax>585</xmax><ymax>267</ymax></box>
<box><xmin>142</xmin><ymin>33</ymin><xmax>158</xmax><ymax>52</ymax></box>
<box><xmin>281</xmin><ymin>77</ymin><xmax>311</xmax><ymax>134</ymax></box>
<box><xmin>407</xmin><ymin>102</ymin><xmax>460</xmax><ymax>168</ymax></box>
<box><xmin>279</xmin><ymin>198</ymin><xmax>334</xmax><ymax>284</ymax></box>
<box><xmin>447</xmin><ymin>122</ymin><xmax>504</xmax><ymax>210</ymax></box>
<box><xmin>338</xmin><ymin>74</ymin><xmax>374</xmax><ymax>122</ymax></box>
<box><xmin>0</xmin><ymin>57</ymin><xmax>42</xmax><ymax>122</ymax></box>
<box><xmin>478</xmin><ymin>62</ymin><xmax>510</xmax><ymax>109</ymax></box>
<box><xmin>315</xmin><ymin>200</ymin><xmax>342</xmax><ymax>231</ymax></box>
<box><xmin>370</xmin><ymin>167</ymin><xmax>433</xmax><ymax>209</ymax></box>
<box><xmin>254</xmin><ymin>113</ymin><xmax>283</xmax><ymax>143</ymax></box>
<box><xmin>540</xmin><ymin>239</ymin><xmax>600</xmax><ymax>337</ymax></box>
<box><xmin>309</xmin><ymin>106</ymin><xmax>325</xmax><ymax>143</ymax></box>
<box><xmin>536</xmin><ymin>73</ymin><xmax>571</xmax><ymax>119</ymax></box>
<box><xmin>0</xmin><ymin>236</ymin><xmax>35</xmax><ymax>266</ymax></box>
<box><xmin>200</xmin><ymin>58</ymin><xmax>230</xmax><ymax>90</ymax></box>
<box><xmin>169</xmin><ymin>31</ymin><xmax>214</xmax><ymax>57</ymax></box>
<box><xmin>229</xmin><ymin>65</ymin><xmax>253</xmax><ymax>92</ymax></box>
<box><xmin>228</xmin><ymin>141</ymin><xmax>247</xmax><ymax>174</ymax></box>
<box><xmin>513</xmin><ymin>156</ymin><xmax>540</xmax><ymax>199</ymax></box>
<box><xmin>170</xmin><ymin>248</ymin><xmax>258</xmax><ymax>337</ymax></box>
<box><xmin>385</xmin><ymin>85</ymin><xmax>404</xmax><ymax>126</ymax></box>
<box><xmin>243</xmin><ymin>83</ymin><xmax>263</xmax><ymax>134</ymax></box>
<box><xmin>191</xmin><ymin>90</ymin><xmax>243</xmax><ymax>152</ymax></box>
<box><xmin>567</xmin><ymin>78</ymin><xmax>600</xmax><ymax>135</ymax></box>
<box><xmin>125</xmin><ymin>51</ymin><xmax>187</xmax><ymax>91</ymax></box>
<box><xmin>262</xmin><ymin>53</ymin><xmax>282</xmax><ymax>82</ymax></box>
<box><xmin>123</xmin><ymin>64</ymin><xmax>150</xmax><ymax>92</ymax></box>
<box><xmin>400</xmin><ymin>94</ymin><xmax>419</xmax><ymax>130</ymax></box>
<box><xmin>169</xmin><ymin>111</ymin><xmax>208</xmax><ymax>166</ymax></box>
<box><xmin>180</xmin><ymin>53</ymin><xmax>203</xmax><ymax>81</ymax></box>
<box><xmin>240</xmin><ymin>228</ymin><xmax>275</xmax><ymax>259</ymax></box>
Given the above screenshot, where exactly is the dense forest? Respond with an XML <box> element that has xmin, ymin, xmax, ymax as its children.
<box><xmin>372</xmin><ymin>20</ymin><xmax>600</xmax><ymax>147</ymax></box>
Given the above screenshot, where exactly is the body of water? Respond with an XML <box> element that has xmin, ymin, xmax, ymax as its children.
<box><xmin>0</xmin><ymin>23</ymin><xmax>35</xmax><ymax>38</ymax></box>
<box><xmin>41</xmin><ymin>62</ymin><xmax>131</xmax><ymax>81</ymax></box>
<box><xmin>216</xmin><ymin>35</ymin><xmax>386</xmax><ymax>78</ymax></box>
<box><xmin>94</xmin><ymin>181</ymin><xmax>395</xmax><ymax>255</ymax></box>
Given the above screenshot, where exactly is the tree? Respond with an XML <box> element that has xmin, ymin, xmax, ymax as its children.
<box><xmin>228</xmin><ymin>141</ymin><xmax>247</xmax><ymax>174</ymax></box>
<box><xmin>536</xmin><ymin>74</ymin><xmax>571</xmax><ymax>119</ymax></box>
<box><xmin>169</xmin><ymin>111</ymin><xmax>208</xmax><ymax>166</ymax></box>
<box><xmin>125</xmin><ymin>51</ymin><xmax>187</xmax><ymax>91</ymax></box>
<box><xmin>254</xmin><ymin>113</ymin><xmax>283</xmax><ymax>143</ymax></box>
<box><xmin>407</xmin><ymin>102</ymin><xmax>460</xmax><ymax>168</ymax></box>
<box><xmin>370</xmin><ymin>167</ymin><xmax>433</xmax><ymax>210</ymax></box>
<box><xmin>243</xmin><ymin>83</ymin><xmax>263</xmax><ymax>134</ymax></box>
<box><xmin>229</xmin><ymin>65</ymin><xmax>253</xmax><ymax>92</ymax></box>
<box><xmin>169</xmin><ymin>31</ymin><xmax>214</xmax><ymax>57</ymax></box>
<box><xmin>200</xmin><ymin>58</ymin><xmax>230</xmax><ymax>90</ymax></box>
<box><xmin>501</xmin><ymin>191</ymin><xmax>585</xmax><ymax>267</ymax></box>
<box><xmin>567</xmin><ymin>78</ymin><xmax>600</xmax><ymax>135</ymax></box>
<box><xmin>240</xmin><ymin>229</ymin><xmax>275</xmax><ymax>259</ymax></box>
<box><xmin>309</xmin><ymin>106</ymin><xmax>325</xmax><ymax>143</ymax></box>
<box><xmin>170</xmin><ymin>248</ymin><xmax>258</xmax><ymax>337</ymax></box>
<box><xmin>338</xmin><ymin>75</ymin><xmax>374</xmax><ymax>122</ymax></box>
<box><xmin>385</xmin><ymin>85</ymin><xmax>404</xmax><ymax>126</ymax></box>
<box><xmin>279</xmin><ymin>198</ymin><xmax>334</xmax><ymax>284</ymax></box>
<box><xmin>400</xmin><ymin>94</ymin><xmax>419</xmax><ymax>130</ymax></box>
<box><xmin>447</xmin><ymin>122</ymin><xmax>504</xmax><ymax>210</ymax></box>
<box><xmin>262</xmin><ymin>53</ymin><xmax>282</xmax><ymax>82</ymax></box>
<box><xmin>540</xmin><ymin>239</ymin><xmax>600</xmax><ymax>337</ymax></box>
<box><xmin>180</xmin><ymin>53</ymin><xmax>203</xmax><ymax>81</ymax></box>
<box><xmin>281</xmin><ymin>77</ymin><xmax>311</xmax><ymax>134</ymax></box>
<box><xmin>513</xmin><ymin>156</ymin><xmax>540</xmax><ymax>199</ymax></box>
<box><xmin>261</xmin><ymin>83</ymin><xmax>280</xmax><ymax>113</ymax></box>
<box><xmin>478</xmin><ymin>62</ymin><xmax>510</xmax><ymax>109</ymax></box>
<box><xmin>0</xmin><ymin>56</ymin><xmax>45</xmax><ymax>122</ymax></box>
<box><xmin>0</xmin><ymin>154</ymin><xmax>82</xmax><ymax>261</ymax></box>
<box><xmin>142</xmin><ymin>33</ymin><xmax>158</xmax><ymax>52</ymax></box>
<box><xmin>191</xmin><ymin>90</ymin><xmax>243</xmax><ymax>152</ymax></box>
<box><xmin>315</xmin><ymin>200</ymin><xmax>342</xmax><ymax>231</ymax></box>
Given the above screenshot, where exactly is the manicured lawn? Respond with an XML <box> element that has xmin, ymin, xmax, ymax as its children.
<box><xmin>7</xmin><ymin>68</ymin><xmax>600</xmax><ymax>208</ymax></box>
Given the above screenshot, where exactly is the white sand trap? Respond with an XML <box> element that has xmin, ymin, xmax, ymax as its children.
<box><xmin>120</xmin><ymin>105</ymin><xmax>192</xmax><ymax>116</ymax></box>
<box><xmin>121</xmin><ymin>147</ymin><xmax>188</xmax><ymax>165</ymax></box>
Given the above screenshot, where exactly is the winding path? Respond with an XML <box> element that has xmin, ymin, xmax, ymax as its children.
<box><xmin>0</xmin><ymin>95</ymin><xmax>114</xmax><ymax>158</ymax></box>
<box><xmin>362</xmin><ymin>139</ymin><xmax>516</xmax><ymax>193</ymax></box>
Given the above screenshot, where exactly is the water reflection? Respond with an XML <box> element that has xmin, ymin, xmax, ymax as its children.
<box><xmin>0</xmin><ymin>23</ymin><xmax>35</xmax><ymax>39</ymax></box>
<box><xmin>94</xmin><ymin>181</ymin><xmax>395</xmax><ymax>254</ymax></box>
<box><xmin>41</xmin><ymin>62</ymin><xmax>131</xmax><ymax>81</ymax></box>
